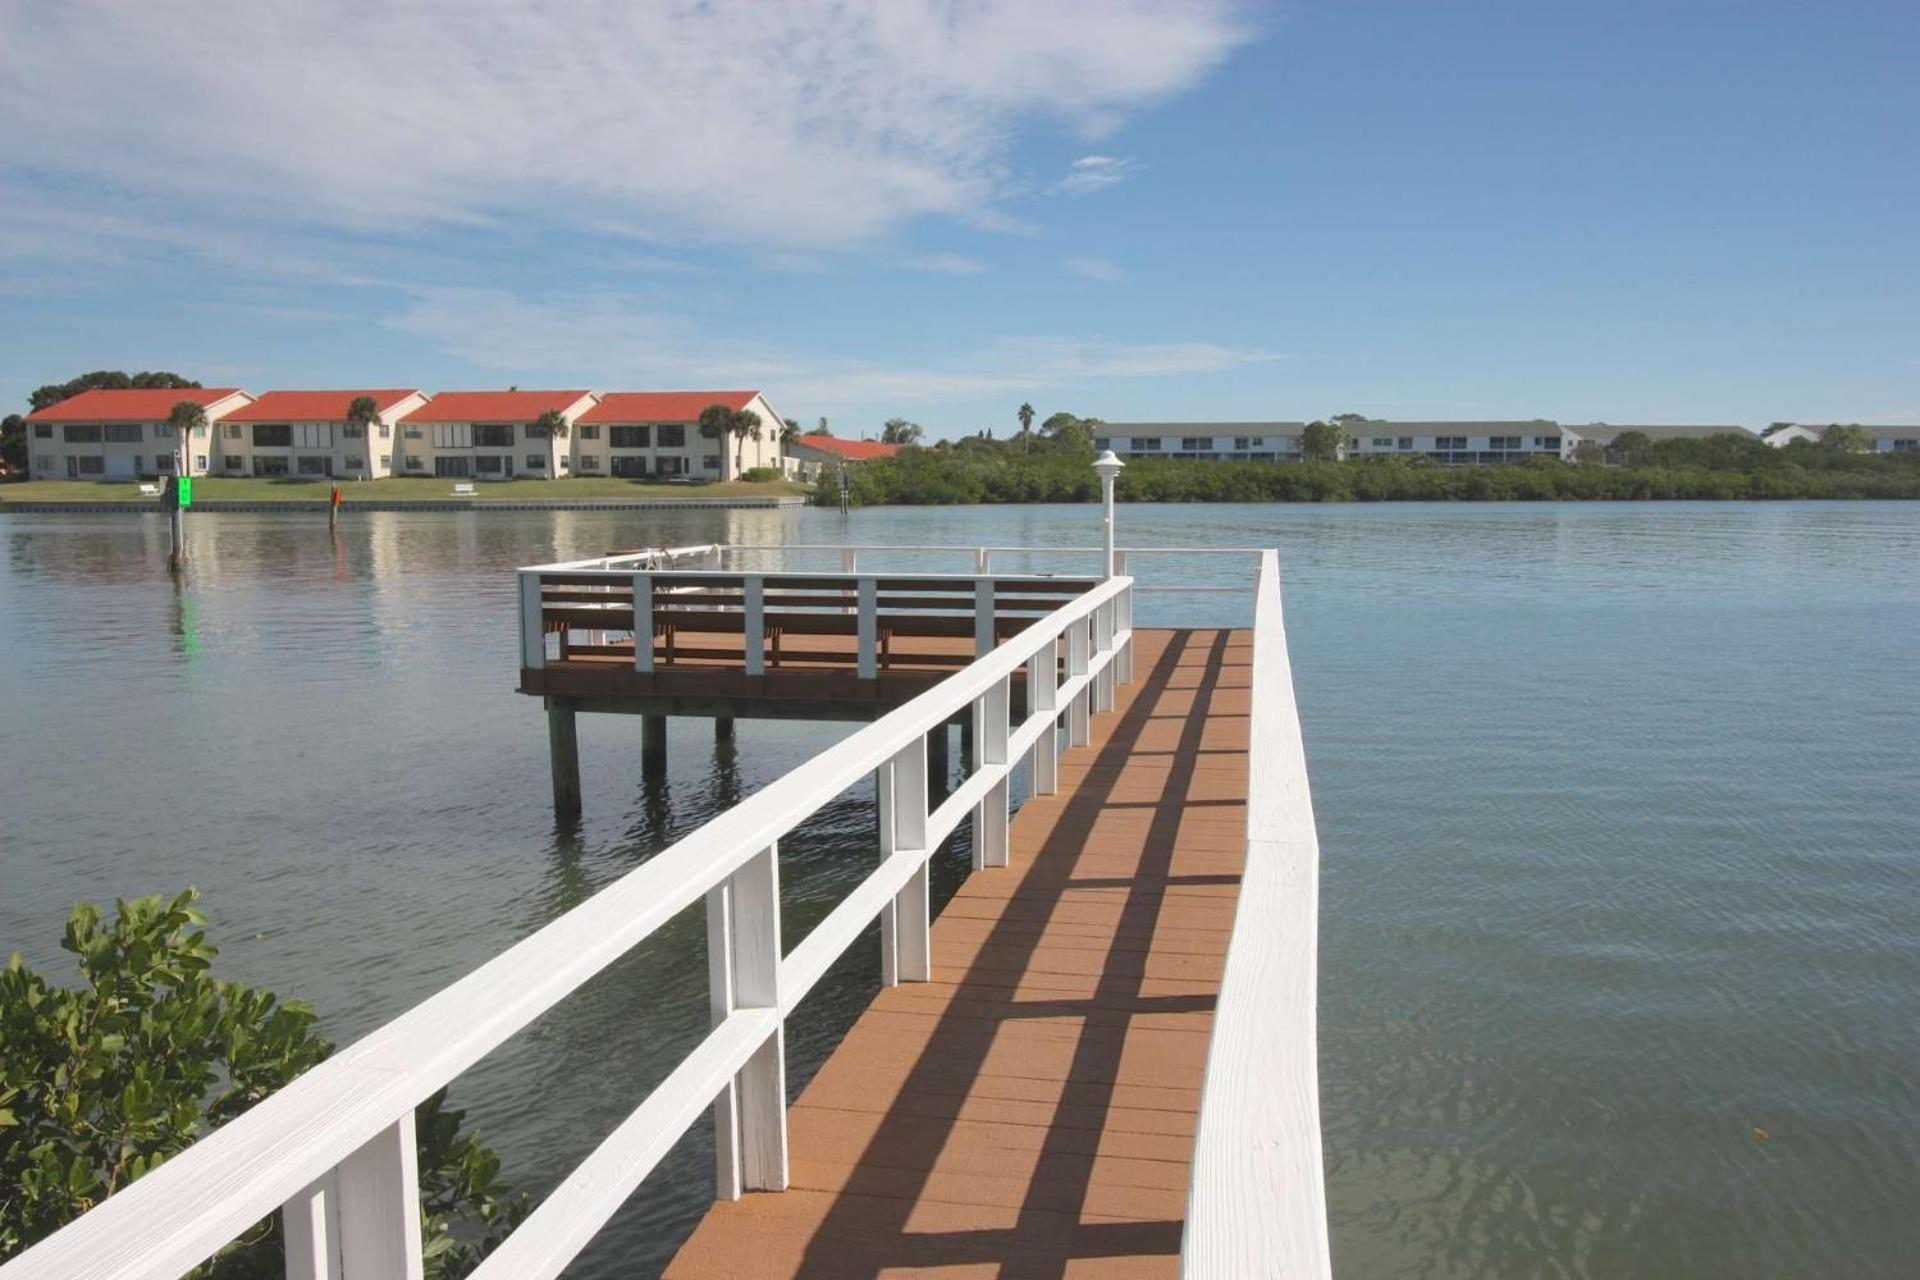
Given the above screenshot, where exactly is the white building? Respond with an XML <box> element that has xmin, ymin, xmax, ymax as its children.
<box><xmin>25</xmin><ymin>387</ymin><xmax>252</xmax><ymax>480</ymax></box>
<box><xmin>576</xmin><ymin>390</ymin><xmax>785</xmax><ymax>480</ymax></box>
<box><xmin>396</xmin><ymin>390</ymin><xmax>596</xmax><ymax>480</ymax></box>
<box><xmin>1344</xmin><ymin>421</ymin><xmax>1565</xmax><ymax>463</ymax></box>
<box><xmin>1763</xmin><ymin>423</ymin><xmax>1920</xmax><ymax>453</ymax></box>
<box><xmin>784</xmin><ymin>435</ymin><xmax>901</xmax><ymax>481</ymax></box>
<box><xmin>1092</xmin><ymin>423</ymin><xmax>1310</xmax><ymax>461</ymax></box>
<box><xmin>218</xmin><ymin>389</ymin><xmax>427</xmax><ymax>479</ymax></box>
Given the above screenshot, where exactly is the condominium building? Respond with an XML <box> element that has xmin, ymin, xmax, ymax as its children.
<box><xmin>1762</xmin><ymin>423</ymin><xmax>1920</xmax><ymax>453</ymax></box>
<box><xmin>24</xmin><ymin>387</ymin><xmax>252</xmax><ymax>480</ymax></box>
<box><xmin>1092</xmin><ymin>424</ymin><xmax>1310</xmax><ymax>461</ymax></box>
<box><xmin>576</xmin><ymin>391</ymin><xmax>785</xmax><ymax>480</ymax></box>
<box><xmin>218</xmin><ymin>390</ymin><xmax>427</xmax><ymax>479</ymax></box>
<box><xmin>396</xmin><ymin>390</ymin><xmax>595</xmax><ymax>480</ymax></box>
<box><xmin>1345</xmin><ymin>421</ymin><xmax>1565</xmax><ymax>463</ymax></box>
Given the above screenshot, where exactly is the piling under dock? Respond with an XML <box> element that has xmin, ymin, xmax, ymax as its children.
<box><xmin>668</xmin><ymin>625</ymin><xmax>1251</xmax><ymax>1279</ymax></box>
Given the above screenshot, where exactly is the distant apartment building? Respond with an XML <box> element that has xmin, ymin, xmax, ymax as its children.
<box><xmin>1763</xmin><ymin>423</ymin><xmax>1920</xmax><ymax>453</ymax></box>
<box><xmin>24</xmin><ymin>388</ymin><xmax>252</xmax><ymax>480</ymax></box>
<box><xmin>219</xmin><ymin>389</ymin><xmax>427</xmax><ymax>479</ymax></box>
<box><xmin>1558</xmin><ymin>423</ymin><xmax>1753</xmax><ymax>450</ymax></box>
<box><xmin>1342</xmin><ymin>421</ymin><xmax>1565</xmax><ymax>463</ymax></box>
<box><xmin>784</xmin><ymin>435</ymin><xmax>900</xmax><ymax>481</ymax></box>
<box><xmin>1092</xmin><ymin>424</ymin><xmax>1310</xmax><ymax>461</ymax></box>
<box><xmin>397</xmin><ymin>390</ymin><xmax>595</xmax><ymax>480</ymax></box>
<box><xmin>576</xmin><ymin>390</ymin><xmax>784</xmax><ymax>480</ymax></box>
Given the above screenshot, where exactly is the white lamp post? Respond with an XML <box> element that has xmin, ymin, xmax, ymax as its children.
<box><xmin>1093</xmin><ymin>449</ymin><xmax>1125</xmax><ymax>579</ymax></box>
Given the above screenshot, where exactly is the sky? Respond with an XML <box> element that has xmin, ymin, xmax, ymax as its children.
<box><xmin>1</xmin><ymin>0</ymin><xmax>1915</xmax><ymax>438</ymax></box>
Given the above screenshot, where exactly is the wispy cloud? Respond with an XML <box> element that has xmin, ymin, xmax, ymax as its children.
<box><xmin>898</xmin><ymin>252</ymin><xmax>989</xmax><ymax>276</ymax></box>
<box><xmin>0</xmin><ymin>1</ymin><xmax>1250</xmax><ymax>260</ymax></box>
<box><xmin>1064</xmin><ymin>256</ymin><xmax>1126</xmax><ymax>283</ymax></box>
<box><xmin>1053</xmin><ymin>155</ymin><xmax>1142</xmax><ymax>196</ymax></box>
<box><xmin>385</xmin><ymin>287</ymin><xmax>1281</xmax><ymax>412</ymax></box>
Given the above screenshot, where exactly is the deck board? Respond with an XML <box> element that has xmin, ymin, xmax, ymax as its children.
<box><xmin>666</xmin><ymin>627</ymin><xmax>1250</xmax><ymax>1279</ymax></box>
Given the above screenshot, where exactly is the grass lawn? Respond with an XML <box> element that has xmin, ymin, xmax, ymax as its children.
<box><xmin>0</xmin><ymin>476</ymin><xmax>811</xmax><ymax>504</ymax></box>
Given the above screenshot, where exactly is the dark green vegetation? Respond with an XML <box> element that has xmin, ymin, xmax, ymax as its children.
<box><xmin>819</xmin><ymin>418</ymin><xmax>1920</xmax><ymax>506</ymax></box>
<box><xmin>0</xmin><ymin>891</ymin><xmax>524</xmax><ymax>1277</ymax></box>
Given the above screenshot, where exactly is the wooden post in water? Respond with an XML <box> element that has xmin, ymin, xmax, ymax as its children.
<box><xmin>642</xmin><ymin>714</ymin><xmax>668</xmax><ymax>779</ymax></box>
<box><xmin>547</xmin><ymin>697</ymin><xmax>581</xmax><ymax>818</ymax></box>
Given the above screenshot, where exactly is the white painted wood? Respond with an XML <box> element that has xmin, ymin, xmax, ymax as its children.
<box><xmin>465</xmin><ymin>1008</ymin><xmax>777</xmax><ymax>1280</ymax></box>
<box><xmin>1031</xmin><ymin>641</ymin><xmax>1060</xmax><ymax>795</ymax></box>
<box><xmin>857</xmin><ymin>578</ymin><xmax>878</xmax><ymax>679</ymax></box>
<box><xmin>519</xmin><ymin>572</ymin><xmax>545</xmax><ymax>670</ymax></box>
<box><xmin>282</xmin><ymin>1171</ymin><xmax>339</xmax><ymax>1280</ymax></box>
<box><xmin>0</xmin><ymin>568</ymin><xmax>1131</xmax><ymax>1280</ymax></box>
<box><xmin>972</xmin><ymin>675</ymin><xmax>1011</xmax><ymax>869</ymax></box>
<box><xmin>632</xmin><ymin>572</ymin><xmax>653</xmax><ymax>673</ymax></box>
<box><xmin>729</xmin><ymin>845</ymin><xmax>786</xmax><ymax>1191</ymax></box>
<box><xmin>974</xmin><ymin>578</ymin><xmax>994</xmax><ymax>655</ymax></box>
<box><xmin>875</xmin><ymin>757</ymin><xmax>899</xmax><ymax>987</ymax></box>
<box><xmin>743</xmin><ymin>575</ymin><xmax>765</xmax><ymax>676</ymax></box>
<box><xmin>1094</xmin><ymin>602</ymin><xmax>1115</xmax><ymax>713</ymax></box>
<box><xmin>974</xmin><ymin>546</ymin><xmax>990</xmax><ymax>573</ymax></box>
<box><xmin>336</xmin><ymin>1114</ymin><xmax>422</xmax><ymax>1280</ymax></box>
<box><xmin>1067</xmin><ymin>617</ymin><xmax>1091</xmax><ymax>747</ymax></box>
<box><xmin>889</xmin><ymin>736</ymin><xmax>930</xmax><ymax>981</ymax></box>
<box><xmin>1180</xmin><ymin>550</ymin><xmax>1330</xmax><ymax>1280</ymax></box>
<box><xmin>705</xmin><ymin>884</ymin><xmax>741</xmax><ymax>1201</ymax></box>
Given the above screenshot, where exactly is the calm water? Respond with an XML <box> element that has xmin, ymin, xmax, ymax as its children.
<box><xmin>2</xmin><ymin>502</ymin><xmax>1916</xmax><ymax>1278</ymax></box>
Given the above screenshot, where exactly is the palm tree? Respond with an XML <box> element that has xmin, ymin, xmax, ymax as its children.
<box><xmin>346</xmin><ymin>395</ymin><xmax>378</xmax><ymax>478</ymax></box>
<box><xmin>534</xmin><ymin>408</ymin><xmax>569</xmax><ymax>439</ymax></box>
<box><xmin>166</xmin><ymin>400</ymin><xmax>208</xmax><ymax>476</ymax></box>
<box><xmin>781</xmin><ymin>417</ymin><xmax>800</xmax><ymax>447</ymax></box>
<box><xmin>729</xmin><ymin>409</ymin><xmax>764</xmax><ymax>477</ymax></box>
<box><xmin>1018</xmin><ymin>402</ymin><xmax>1034</xmax><ymax>454</ymax></box>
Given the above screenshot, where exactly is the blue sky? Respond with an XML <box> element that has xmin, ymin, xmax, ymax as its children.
<box><xmin>2</xmin><ymin>0</ymin><xmax>1915</xmax><ymax>437</ymax></box>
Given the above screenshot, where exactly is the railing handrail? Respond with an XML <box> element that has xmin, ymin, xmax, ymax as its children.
<box><xmin>2</xmin><ymin>572</ymin><xmax>1135</xmax><ymax>1280</ymax></box>
<box><xmin>1179</xmin><ymin>550</ymin><xmax>1331</xmax><ymax>1277</ymax></box>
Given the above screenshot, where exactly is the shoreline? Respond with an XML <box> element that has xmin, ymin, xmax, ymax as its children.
<box><xmin>0</xmin><ymin>495</ymin><xmax>809</xmax><ymax>514</ymax></box>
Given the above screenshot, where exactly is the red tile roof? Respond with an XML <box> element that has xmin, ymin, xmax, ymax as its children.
<box><xmin>26</xmin><ymin>387</ymin><xmax>247</xmax><ymax>422</ymax></box>
<box><xmin>227</xmin><ymin>389</ymin><xmax>422</xmax><ymax>422</ymax></box>
<box><xmin>579</xmin><ymin>390</ymin><xmax>760</xmax><ymax>424</ymax></box>
<box><xmin>403</xmin><ymin>390</ymin><xmax>593</xmax><ymax>423</ymax></box>
<box><xmin>795</xmin><ymin>436</ymin><xmax>900</xmax><ymax>461</ymax></box>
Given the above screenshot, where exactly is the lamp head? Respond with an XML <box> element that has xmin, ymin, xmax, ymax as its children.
<box><xmin>1092</xmin><ymin>449</ymin><xmax>1126</xmax><ymax>482</ymax></box>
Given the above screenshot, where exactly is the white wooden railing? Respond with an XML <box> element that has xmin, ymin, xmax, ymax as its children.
<box><xmin>1179</xmin><ymin>550</ymin><xmax>1332</xmax><ymax>1278</ymax></box>
<box><xmin>0</xmin><ymin>565</ymin><xmax>1136</xmax><ymax>1280</ymax></box>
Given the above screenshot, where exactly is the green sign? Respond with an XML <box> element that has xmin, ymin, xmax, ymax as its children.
<box><xmin>177</xmin><ymin>476</ymin><xmax>192</xmax><ymax>508</ymax></box>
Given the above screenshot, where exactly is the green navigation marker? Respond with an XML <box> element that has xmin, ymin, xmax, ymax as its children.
<box><xmin>177</xmin><ymin>476</ymin><xmax>192</xmax><ymax>508</ymax></box>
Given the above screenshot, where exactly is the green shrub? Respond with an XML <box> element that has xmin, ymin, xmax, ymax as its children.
<box><xmin>0</xmin><ymin>890</ymin><xmax>526</xmax><ymax>1276</ymax></box>
<box><xmin>739</xmin><ymin>466</ymin><xmax>783</xmax><ymax>483</ymax></box>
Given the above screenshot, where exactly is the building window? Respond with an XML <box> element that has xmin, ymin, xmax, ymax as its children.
<box><xmin>1093</xmin><ymin>437</ymin><xmax>1110</xmax><ymax>451</ymax></box>
<box><xmin>297</xmin><ymin>456</ymin><xmax>331</xmax><ymax>475</ymax></box>
<box><xmin>433</xmin><ymin>423</ymin><xmax>473</xmax><ymax>449</ymax></box>
<box><xmin>702</xmin><ymin>454</ymin><xmax>721</xmax><ymax>470</ymax></box>
<box><xmin>156</xmin><ymin>455</ymin><xmax>175</xmax><ymax>473</ymax></box>
<box><xmin>193</xmin><ymin>424</ymin><xmax>207</xmax><ymax>438</ymax></box>
<box><xmin>63</xmin><ymin>424</ymin><xmax>103</xmax><ymax>443</ymax></box>
<box><xmin>102</xmin><ymin>424</ymin><xmax>142</xmax><ymax>443</ymax></box>
<box><xmin>379</xmin><ymin>454</ymin><xmax>391</xmax><ymax>468</ymax></box>
<box><xmin>379</xmin><ymin>423</ymin><xmax>391</xmax><ymax>439</ymax></box>
<box><xmin>1894</xmin><ymin>439</ymin><xmax>1918</xmax><ymax>453</ymax></box>
<box><xmin>1180</xmin><ymin>436</ymin><xmax>1210</xmax><ymax>451</ymax></box>
<box><xmin>610</xmin><ymin>425</ymin><xmax>650</xmax><ymax>449</ymax></box>
<box><xmin>1131</xmin><ymin>437</ymin><xmax>1161</xmax><ymax>451</ymax></box>
<box><xmin>658</xmin><ymin>424</ymin><xmax>686</xmax><ymax>448</ymax></box>
<box><xmin>155</xmin><ymin>424</ymin><xmax>174</xmax><ymax>439</ymax></box>
<box><xmin>525</xmin><ymin>422</ymin><xmax>550</xmax><ymax>439</ymax></box>
<box><xmin>35</xmin><ymin>454</ymin><xmax>53</xmax><ymax>470</ymax></box>
<box><xmin>656</xmin><ymin>456</ymin><xmax>686</xmax><ymax>476</ymax></box>
<box><xmin>194</xmin><ymin>455</ymin><xmax>207</xmax><ymax>471</ymax></box>
<box><xmin>404</xmin><ymin>426</ymin><xmax>423</xmax><ymax>439</ymax></box>
<box><xmin>34</xmin><ymin>423</ymin><xmax>52</xmax><ymax>438</ymax></box>
<box><xmin>253</xmin><ymin>456</ymin><xmax>288</xmax><ymax>476</ymax></box>
<box><xmin>72</xmin><ymin>456</ymin><xmax>104</xmax><ymax>475</ymax></box>
<box><xmin>406</xmin><ymin>456</ymin><xmax>424</xmax><ymax>471</ymax></box>
<box><xmin>1398</xmin><ymin>437</ymin><xmax>1413</xmax><ymax>449</ymax></box>
<box><xmin>1370</xmin><ymin>437</ymin><xmax>1393</xmax><ymax>448</ymax></box>
<box><xmin>435</xmin><ymin>456</ymin><xmax>471</xmax><ymax>477</ymax></box>
<box><xmin>473</xmin><ymin>424</ymin><xmax>514</xmax><ymax>448</ymax></box>
<box><xmin>1533</xmin><ymin>436</ymin><xmax>1560</xmax><ymax>449</ymax></box>
<box><xmin>475</xmin><ymin>455</ymin><xmax>504</xmax><ymax>475</ymax></box>
<box><xmin>253</xmin><ymin>424</ymin><xmax>292</xmax><ymax>447</ymax></box>
<box><xmin>225</xmin><ymin>456</ymin><xmax>244</xmax><ymax>470</ymax></box>
<box><xmin>526</xmin><ymin>454</ymin><xmax>546</xmax><ymax>470</ymax></box>
<box><xmin>1488</xmin><ymin>436</ymin><xmax>1522</xmax><ymax>450</ymax></box>
<box><xmin>611</xmin><ymin>456</ymin><xmax>649</xmax><ymax>477</ymax></box>
<box><xmin>578</xmin><ymin>424</ymin><xmax>599</xmax><ymax>440</ymax></box>
<box><xmin>225</xmin><ymin>423</ymin><xmax>242</xmax><ymax>439</ymax></box>
<box><xmin>578</xmin><ymin>454</ymin><xmax>601</xmax><ymax>471</ymax></box>
<box><xmin>292</xmin><ymin>424</ymin><xmax>332</xmax><ymax>448</ymax></box>
<box><xmin>1435</xmin><ymin>436</ymin><xmax>1467</xmax><ymax>450</ymax></box>
<box><xmin>343</xmin><ymin>456</ymin><xmax>362</xmax><ymax>470</ymax></box>
<box><xmin>343</xmin><ymin>423</ymin><xmax>364</xmax><ymax>439</ymax></box>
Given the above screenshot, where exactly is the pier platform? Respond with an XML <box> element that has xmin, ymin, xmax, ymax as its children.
<box><xmin>668</xmin><ymin>626</ymin><xmax>1249</xmax><ymax>1279</ymax></box>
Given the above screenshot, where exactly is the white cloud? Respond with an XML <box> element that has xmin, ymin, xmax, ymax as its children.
<box><xmin>0</xmin><ymin>1</ymin><xmax>1250</xmax><ymax>255</ymax></box>
<box><xmin>1064</xmin><ymin>256</ymin><xmax>1126</xmax><ymax>283</ymax></box>
<box><xmin>385</xmin><ymin>287</ymin><xmax>1281</xmax><ymax>411</ymax></box>
<box><xmin>1053</xmin><ymin>155</ymin><xmax>1142</xmax><ymax>196</ymax></box>
<box><xmin>898</xmin><ymin>252</ymin><xmax>989</xmax><ymax>276</ymax></box>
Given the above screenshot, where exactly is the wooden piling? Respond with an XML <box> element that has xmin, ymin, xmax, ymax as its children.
<box><xmin>547</xmin><ymin>697</ymin><xmax>581</xmax><ymax>817</ymax></box>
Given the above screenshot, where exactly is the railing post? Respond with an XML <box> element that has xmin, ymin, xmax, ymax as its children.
<box><xmin>842</xmin><ymin>548</ymin><xmax>858</xmax><ymax>616</ymax></box>
<box><xmin>705</xmin><ymin>882</ymin><xmax>741</xmax><ymax>1201</ymax></box>
<box><xmin>1029</xmin><ymin>638</ymin><xmax>1059</xmax><ymax>795</ymax></box>
<box><xmin>974</xmin><ymin>577</ymin><xmax>994</xmax><ymax>656</ymax></box>
<box><xmin>973</xmin><ymin>676</ymin><xmax>1010</xmax><ymax>869</ymax></box>
<box><xmin>1067</xmin><ymin>615</ymin><xmax>1091</xmax><ymax>747</ymax></box>
<box><xmin>335</xmin><ymin>1114</ymin><xmax>423</xmax><ymax>1280</ymax></box>
<box><xmin>884</xmin><ymin>735</ymin><xmax>930</xmax><ymax>981</ymax></box>
<box><xmin>743</xmin><ymin>575</ymin><xmax>765</xmax><ymax>676</ymax></box>
<box><xmin>1094</xmin><ymin>601</ymin><xmax>1116</xmax><ymax>714</ymax></box>
<box><xmin>283</xmin><ymin>1170</ymin><xmax>341</xmax><ymax>1280</ymax></box>
<box><xmin>632</xmin><ymin>571</ymin><xmax>653</xmax><ymax>672</ymax></box>
<box><xmin>1119</xmin><ymin>580</ymin><xmax>1134</xmax><ymax>684</ymax></box>
<box><xmin>519</xmin><ymin>571</ymin><xmax>545</xmax><ymax>671</ymax></box>
<box><xmin>730</xmin><ymin>844</ymin><xmax>787</xmax><ymax>1191</ymax></box>
<box><xmin>857</xmin><ymin>577</ymin><xmax>878</xmax><ymax>678</ymax></box>
<box><xmin>975</xmin><ymin>547</ymin><xmax>990</xmax><ymax>574</ymax></box>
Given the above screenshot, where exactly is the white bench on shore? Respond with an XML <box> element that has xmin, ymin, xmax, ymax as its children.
<box><xmin>138</xmin><ymin>483</ymin><xmax>162</xmax><ymax>497</ymax></box>
<box><xmin>452</xmin><ymin>483</ymin><xmax>477</xmax><ymax>497</ymax></box>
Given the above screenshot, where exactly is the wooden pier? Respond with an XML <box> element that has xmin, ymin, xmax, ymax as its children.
<box><xmin>669</xmin><ymin>626</ymin><xmax>1247</xmax><ymax>1278</ymax></box>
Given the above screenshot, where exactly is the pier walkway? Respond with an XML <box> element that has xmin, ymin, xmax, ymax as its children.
<box><xmin>670</xmin><ymin>627</ymin><xmax>1246</xmax><ymax>1278</ymax></box>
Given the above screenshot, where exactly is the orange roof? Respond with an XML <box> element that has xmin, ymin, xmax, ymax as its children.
<box><xmin>404</xmin><ymin>390</ymin><xmax>592</xmax><ymax>423</ymax></box>
<box><xmin>227</xmin><ymin>389</ymin><xmax>421</xmax><ymax>422</ymax></box>
<box><xmin>26</xmin><ymin>387</ymin><xmax>246</xmax><ymax>422</ymax></box>
<box><xmin>796</xmin><ymin>437</ymin><xmax>899</xmax><ymax>461</ymax></box>
<box><xmin>580</xmin><ymin>390</ymin><xmax>760</xmax><ymax>423</ymax></box>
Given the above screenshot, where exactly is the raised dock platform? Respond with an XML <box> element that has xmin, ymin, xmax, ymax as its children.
<box><xmin>669</xmin><ymin>627</ymin><xmax>1246</xmax><ymax>1278</ymax></box>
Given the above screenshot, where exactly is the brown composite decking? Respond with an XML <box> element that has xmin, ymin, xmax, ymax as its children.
<box><xmin>668</xmin><ymin>626</ymin><xmax>1252</xmax><ymax>1279</ymax></box>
